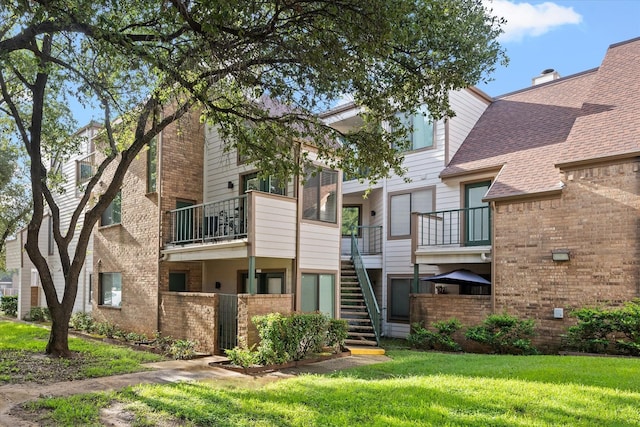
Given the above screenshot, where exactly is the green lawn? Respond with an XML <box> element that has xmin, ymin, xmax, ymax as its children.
<box><xmin>26</xmin><ymin>348</ymin><xmax>640</xmax><ymax>426</ymax></box>
<box><xmin>0</xmin><ymin>320</ymin><xmax>163</xmax><ymax>384</ymax></box>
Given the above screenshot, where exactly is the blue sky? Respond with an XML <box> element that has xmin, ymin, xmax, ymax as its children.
<box><xmin>480</xmin><ymin>0</ymin><xmax>640</xmax><ymax>97</ymax></box>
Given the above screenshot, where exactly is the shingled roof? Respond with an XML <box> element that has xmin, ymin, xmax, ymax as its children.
<box><xmin>440</xmin><ymin>36</ymin><xmax>640</xmax><ymax>202</ymax></box>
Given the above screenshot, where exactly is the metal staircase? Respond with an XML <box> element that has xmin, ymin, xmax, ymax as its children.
<box><xmin>340</xmin><ymin>259</ymin><xmax>378</xmax><ymax>346</ymax></box>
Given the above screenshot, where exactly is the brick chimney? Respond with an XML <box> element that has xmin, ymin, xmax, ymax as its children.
<box><xmin>532</xmin><ymin>68</ymin><xmax>560</xmax><ymax>86</ymax></box>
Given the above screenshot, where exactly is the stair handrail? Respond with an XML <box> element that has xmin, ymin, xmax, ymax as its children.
<box><xmin>351</xmin><ymin>232</ymin><xmax>381</xmax><ymax>344</ymax></box>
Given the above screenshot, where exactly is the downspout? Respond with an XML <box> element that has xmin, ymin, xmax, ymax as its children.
<box><xmin>490</xmin><ymin>200</ymin><xmax>496</xmax><ymax>314</ymax></box>
<box><xmin>293</xmin><ymin>141</ymin><xmax>301</xmax><ymax>311</ymax></box>
<box><xmin>156</xmin><ymin>129</ymin><xmax>164</xmax><ymax>334</ymax></box>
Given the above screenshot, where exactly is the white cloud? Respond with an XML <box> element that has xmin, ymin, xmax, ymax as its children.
<box><xmin>486</xmin><ymin>1</ymin><xmax>583</xmax><ymax>42</ymax></box>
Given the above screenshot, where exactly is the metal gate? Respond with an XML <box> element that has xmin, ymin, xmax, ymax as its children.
<box><xmin>218</xmin><ymin>294</ymin><xmax>238</xmax><ymax>352</ymax></box>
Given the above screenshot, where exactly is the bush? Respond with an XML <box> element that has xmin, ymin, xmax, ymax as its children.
<box><xmin>25</xmin><ymin>307</ymin><xmax>51</xmax><ymax>322</ymax></box>
<box><xmin>564</xmin><ymin>300</ymin><xmax>640</xmax><ymax>355</ymax></box>
<box><xmin>253</xmin><ymin>312</ymin><xmax>330</xmax><ymax>365</ymax></box>
<box><xmin>94</xmin><ymin>321</ymin><xmax>120</xmax><ymax>338</ymax></box>
<box><xmin>563</xmin><ymin>306</ymin><xmax>613</xmax><ymax>353</ymax></box>
<box><xmin>69</xmin><ymin>312</ymin><xmax>96</xmax><ymax>332</ymax></box>
<box><xmin>225</xmin><ymin>338</ymin><xmax>259</xmax><ymax>368</ymax></box>
<box><xmin>168</xmin><ymin>339</ymin><xmax>198</xmax><ymax>360</ymax></box>
<box><xmin>326</xmin><ymin>319</ymin><xmax>349</xmax><ymax>351</ymax></box>
<box><xmin>0</xmin><ymin>295</ymin><xmax>18</xmax><ymax>317</ymax></box>
<box><xmin>408</xmin><ymin>318</ymin><xmax>462</xmax><ymax>352</ymax></box>
<box><xmin>465</xmin><ymin>313</ymin><xmax>538</xmax><ymax>355</ymax></box>
<box><xmin>226</xmin><ymin>312</ymin><xmax>336</xmax><ymax>367</ymax></box>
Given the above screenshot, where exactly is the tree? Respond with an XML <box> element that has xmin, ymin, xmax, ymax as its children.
<box><xmin>0</xmin><ymin>0</ymin><xmax>505</xmax><ymax>357</ymax></box>
<box><xmin>0</xmin><ymin>141</ymin><xmax>31</xmax><ymax>271</ymax></box>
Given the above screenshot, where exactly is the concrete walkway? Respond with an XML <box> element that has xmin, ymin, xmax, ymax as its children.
<box><xmin>0</xmin><ymin>354</ymin><xmax>389</xmax><ymax>426</ymax></box>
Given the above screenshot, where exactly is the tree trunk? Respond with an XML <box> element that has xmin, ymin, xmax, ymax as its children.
<box><xmin>46</xmin><ymin>309</ymin><xmax>73</xmax><ymax>358</ymax></box>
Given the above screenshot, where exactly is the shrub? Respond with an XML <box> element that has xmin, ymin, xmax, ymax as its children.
<box><xmin>253</xmin><ymin>312</ymin><xmax>330</xmax><ymax>365</ymax></box>
<box><xmin>168</xmin><ymin>339</ymin><xmax>198</xmax><ymax>360</ymax></box>
<box><xmin>465</xmin><ymin>313</ymin><xmax>538</xmax><ymax>355</ymax></box>
<box><xmin>408</xmin><ymin>318</ymin><xmax>462</xmax><ymax>352</ymax></box>
<box><xmin>563</xmin><ymin>306</ymin><xmax>614</xmax><ymax>353</ymax></box>
<box><xmin>0</xmin><ymin>295</ymin><xmax>18</xmax><ymax>317</ymax></box>
<box><xmin>226</xmin><ymin>312</ymin><xmax>335</xmax><ymax>367</ymax></box>
<box><xmin>94</xmin><ymin>321</ymin><xmax>120</xmax><ymax>338</ymax></box>
<box><xmin>25</xmin><ymin>307</ymin><xmax>51</xmax><ymax>322</ymax></box>
<box><xmin>564</xmin><ymin>301</ymin><xmax>640</xmax><ymax>355</ymax></box>
<box><xmin>326</xmin><ymin>319</ymin><xmax>349</xmax><ymax>351</ymax></box>
<box><xmin>225</xmin><ymin>338</ymin><xmax>259</xmax><ymax>368</ymax></box>
<box><xmin>125</xmin><ymin>331</ymin><xmax>148</xmax><ymax>343</ymax></box>
<box><xmin>69</xmin><ymin>312</ymin><xmax>95</xmax><ymax>332</ymax></box>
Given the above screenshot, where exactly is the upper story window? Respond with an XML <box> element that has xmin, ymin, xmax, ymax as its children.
<box><xmin>242</xmin><ymin>172</ymin><xmax>286</xmax><ymax>196</ymax></box>
<box><xmin>303</xmin><ymin>168</ymin><xmax>338</xmax><ymax>223</ymax></box>
<box><xmin>100</xmin><ymin>190</ymin><xmax>122</xmax><ymax>226</ymax></box>
<box><xmin>395</xmin><ymin>105</ymin><xmax>434</xmax><ymax>152</ymax></box>
<box><xmin>389</xmin><ymin>187</ymin><xmax>433</xmax><ymax>238</ymax></box>
<box><xmin>147</xmin><ymin>137</ymin><xmax>157</xmax><ymax>193</ymax></box>
<box><xmin>76</xmin><ymin>152</ymin><xmax>96</xmax><ymax>187</ymax></box>
<box><xmin>341</xmin><ymin>205</ymin><xmax>361</xmax><ymax>236</ymax></box>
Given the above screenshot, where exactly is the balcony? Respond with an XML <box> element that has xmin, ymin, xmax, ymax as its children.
<box><xmin>412</xmin><ymin>206</ymin><xmax>492</xmax><ymax>265</ymax></box>
<box><xmin>163</xmin><ymin>192</ymin><xmax>297</xmax><ymax>262</ymax></box>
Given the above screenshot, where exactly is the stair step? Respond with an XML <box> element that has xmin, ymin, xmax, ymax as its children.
<box><xmin>348</xmin><ymin>332</ymin><xmax>376</xmax><ymax>339</ymax></box>
<box><xmin>341</xmin><ymin>311</ymin><xmax>370</xmax><ymax>317</ymax></box>
<box><xmin>345</xmin><ymin>338</ymin><xmax>378</xmax><ymax>346</ymax></box>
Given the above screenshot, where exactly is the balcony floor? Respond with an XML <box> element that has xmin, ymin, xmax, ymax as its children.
<box><xmin>414</xmin><ymin>245</ymin><xmax>492</xmax><ymax>265</ymax></box>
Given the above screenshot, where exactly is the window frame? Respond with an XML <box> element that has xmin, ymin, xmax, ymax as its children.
<box><xmin>302</xmin><ymin>167</ymin><xmax>338</xmax><ymax>224</ymax></box>
<box><xmin>387</xmin><ymin>186</ymin><xmax>435</xmax><ymax>239</ymax></box>
<box><xmin>387</xmin><ymin>277</ymin><xmax>411</xmax><ymax>323</ymax></box>
<box><xmin>394</xmin><ymin>106</ymin><xmax>436</xmax><ymax>153</ymax></box>
<box><xmin>100</xmin><ymin>190</ymin><xmax>122</xmax><ymax>227</ymax></box>
<box><xmin>341</xmin><ymin>205</ymin><xmax>362</xmax><ymax>237</ymax></box>
<box><xmin>300</xmin><ymin>272</ymin><xmax>335</xmax><ymax>317</ymax></box>
<box><xmin>147</xmin><ymin>136</ymin><xmax>158</xmax><ymax>194</ymax></box>
<box><xmin>241</xmin><ymin>171</ymin><xmax>286</xmax><ymax>196</ymax></box>
<box><xmin>169</xmin><ymin>271</ymin><xmax>188</xmax><ymax>292</ymax></box>
<box><xmin>99</xmin><ymin>272</ymin><xmax>122</xmax><ymax>308</ymax></box>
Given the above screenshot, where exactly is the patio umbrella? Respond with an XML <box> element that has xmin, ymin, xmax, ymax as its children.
<box><xmin>422</xmin><ymin>269</ymin><xmax>491</xmax><ymax>286</ymax></box>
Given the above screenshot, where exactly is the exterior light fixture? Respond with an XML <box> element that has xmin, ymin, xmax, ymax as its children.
<box><xmin>227</xmin><ymin>181</ymin><xmax>234</xmax><ymax>189</ymax></box>
<box><xmin>551</xmin><ymin>249</ymin><xmax>570</xmax><ymax>262</ymax></box>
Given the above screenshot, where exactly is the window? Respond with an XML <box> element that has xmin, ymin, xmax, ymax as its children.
<box><xmin>303</xmin><ymin>168</ymin><xmax>338</xmax><ymax>223</ymax></box>
<box><xmin>99</xmin><ymin>272</ymin><xmax>122</xmax><ymax>307</ymax></box>
<box><xmin>169</xmin><ymin>272</ymin><xmax>187</xmax><ymax>292</ymax></box>
<box><xmin>388</xmin><ymin>278</ymin><xmax>411</xmax><ymax>322</ymax></box>
<box><xmin>241</xmin><ymin>271</ymin><xmax>285</xmax><ymax>294</ymax></box>
<box><xmin>464</xmin><ymin>181</ymin><xmax>491</xmax><ymax>246</ymax></box>
<box><xmin>301</xmin><ymin>273</ymin><xmax>334</xmax><ymax>317</ymax></box>
<box><xmin>341</xmin><ymin>205</ymin><xmax>361</xmax><ymax>236</ymax></box>
<box><xmin>47</xmin><ymin>216</ymin><xmax>54</xmax><ymax>255</ymax></box>
<box><xmin>147</xmin><ymin>137</ymin><xmax>157</xmax><ymax>193</ymax></box>
<box><xmin>76</xmin><ymin>153</ymin><xmax>95</xmax><ymax>187</ymax></box>
<box><xmin>242</xmin><ymin>172</ymin><xmax>286</xmax><ymax>196</ymax></box>
<box><xmin>389</xmin><ymin>188</ymin><xmax>433</xmax><ymax>238</ymax></box>
<box><xmin>395</xmin><ymin>105</ymin><xmax>434</xmax><ymax>151</ymax></box>
<box><xmin>100</xmin><ymin>191</ymin><xmax>122</xmax><ymax>226</ymax></box>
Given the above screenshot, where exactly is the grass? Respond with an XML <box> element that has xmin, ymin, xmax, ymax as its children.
<box><xmin>24</xmin><ymin>348</ymin><xmax>640</xmax><ymax>426</ymax></box>
<box><xmin>0</xmin><ymin>320</ymin><xmax>164</xmax><ymax>384</ymax></box>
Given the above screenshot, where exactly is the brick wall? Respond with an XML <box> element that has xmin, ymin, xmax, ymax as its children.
<box><xmin>493</xmin><ymin>160</ymin><xmax>640</xmax><ymax>351</ymax></box>
<box><xmin>237</xmin><ymin>294</ymin><xmax>294</xmax><ymax>346</ymax></box>
<box><xmin>410</xmin><ymin>294</ymin><xmax>492</xmax><ymax>352</ymax></box>
<box><xmin>92</xmin><ymin>108</ymin><xmax>204</xmax><ymax>336</ymax></box>
<box><xmin>159</xmin><ymin>291</ymin><xmax>217</xmax><ymax>354</ymax></box>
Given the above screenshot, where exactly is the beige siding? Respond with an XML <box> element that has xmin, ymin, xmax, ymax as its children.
<box><xmin>5</xmin><ymin>237</ymin><xmax>21</xmax><ymax>269</ymax></box>
<box><xmin>299</xmin><ymin>222</ymin><xmax>340</xmax><ymax>270</ymax></box>
<box><xmin>204</xmin><ymin>126</ymin><xmax>295</xmax><ymax>203</ymax></box>
<box><xmin>252</xmin><ymin>194</ymin><xmax>296</xmax><ymax>258</ymax></box>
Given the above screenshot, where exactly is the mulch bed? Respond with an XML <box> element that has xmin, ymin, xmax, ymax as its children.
<box><xmin>211</xmin><ymin>350</ymin><xmax>351</xmax><ymax>374</ymax></box>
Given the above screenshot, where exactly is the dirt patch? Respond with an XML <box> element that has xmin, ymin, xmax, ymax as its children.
<box><xmin>0</xmin><ymin>350</ymin><xmax>98</xmax><ymax>384</ymax></box>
